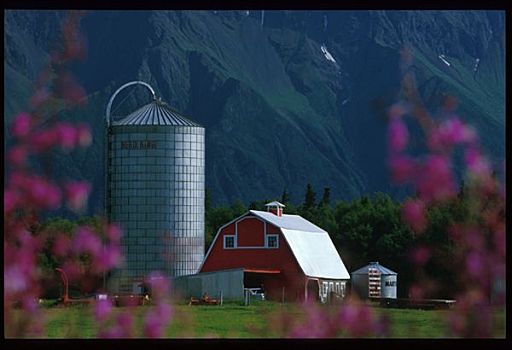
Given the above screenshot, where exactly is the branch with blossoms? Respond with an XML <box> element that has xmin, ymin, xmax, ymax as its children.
<box><xmin>387</xmin><ymin>46</ymin><xmax>505</xmax><ymax>337</ymax></box>
<box><xmin>4</xmin><ymin>11</ymin><xmax>174</xmax><ymax>338</ymax></box>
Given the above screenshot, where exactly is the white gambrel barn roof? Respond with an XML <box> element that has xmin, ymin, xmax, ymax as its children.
<box><xmin>250</xmin><ymin>210</ymin><xmax>350</xmax><ymax>280</ymax></box>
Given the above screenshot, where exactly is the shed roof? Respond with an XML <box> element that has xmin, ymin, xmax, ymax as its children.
<box><xmin>265</xmin><ymin>201</ymin><xmax>285</xmax><ymax>208</ymax></box>
<box><xmin>112</xmin><ymin>100</ymin><xmax>201</xmax><ymax>126</ymax></box>
<box><xmin>250</xmin><ymin>210</ymin><xmax>350</xmax><ymax>280</ymax></box>
<box><xmin>351</xmin><ymin>262</ymin><xmax>397</xmax><ymax>275</ymax></box>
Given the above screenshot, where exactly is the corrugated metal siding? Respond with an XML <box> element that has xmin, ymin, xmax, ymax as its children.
<box><xmin>112</xmin><ymin>101</ymin><xmax>201</xmax><ymax>126</ymax></box>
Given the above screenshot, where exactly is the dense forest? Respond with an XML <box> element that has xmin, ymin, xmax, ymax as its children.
<box><xmin>37</xmin><ymin>182</ymin><xmax>470</xmax><ymax>299</ymax></box>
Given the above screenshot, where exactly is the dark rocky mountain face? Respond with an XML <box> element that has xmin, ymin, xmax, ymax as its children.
<box><xmin>4</xmin><ymin>10</ymin><xmax>505</xmax><ymax>212</ymax></box>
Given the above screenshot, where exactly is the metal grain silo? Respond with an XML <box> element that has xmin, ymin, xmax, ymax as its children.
<box><xmin>351</xmin><ymin>262</ymin><xmax>397</xmax><ymax>300</ymax></box>
<box><xmin>105</xmin><ymin>81</ymin><xmax>205</xmax><ymax>293</ymax></box>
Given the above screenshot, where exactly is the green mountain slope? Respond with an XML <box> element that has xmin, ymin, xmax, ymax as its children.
<box><xmin>4</xmin><ymin>10</ymin><xmax>505</xmax><ymax>212</ymax></box>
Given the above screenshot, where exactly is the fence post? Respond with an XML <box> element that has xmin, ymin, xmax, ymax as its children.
<box><xmin>282</xmin><ymin>286</ymin><xmax>285</xmax><ymax>304</ymax></box>
<box><xmin>220</xmin><ymin>290</ymin><xmax>223</xmax><ymax>306</ymax></box>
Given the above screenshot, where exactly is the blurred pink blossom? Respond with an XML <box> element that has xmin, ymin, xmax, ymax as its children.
<box><xmin>416</xmin><ymin>155</ymin><xmax>456</xmax><ymax>202</ymax></box>
<box><xmin>427</xmin><ymin>117</ymin><xmax>477</xmax><ymax>152</ymax></box>
<box><xmin>27</xmin><ymin>177</ymin><xmax>61</xmax><ymax>209</ymax></box>
<box><xmin>464</xmin><ymin>147</ymin><xmax>491</xmax><ymax>178</ymax></box>
<box><xmin>56</xmin><ymin>122</ymin><xmax>78</xmax><ymax>150</ymax></box>
<box><xmin>52</xmin><ymin>234</ymin><xmax>71</xmax><ymax>257</ymax></box>
<box><xmin>64</xmin><ymin>181</ymin><xmax>91</xmax><ymax>212</ymax></box>
<box><xmin>388</xmin><ymin>155</ymin><xmax>416</xmax><ymax>184</ymax></box>
<box><xmin>94</xmin><ymin>299</ymin><xmax>112</xmax><ymax>322</ymax></box>
<box><xmin>401</xmin><ymin>199</ymin><xmax>426</xmax><ymax>233</ymax></box>
<box><xmin>143</xmin><ymin>303</ymin><xmax>172</xmax><ymax>338</ymax></box>
<box><xmin>4</xmin><ymin>189</ymin><xmax>20</xmax><ymax>214</ymax></box>
<box><xmin>388</xmin><ymin>118</ymin><xmax>409</xmax><ymax>153</ymax></box>
<box><xmin>466</xmin><ymin>252</ymin><xmax>485</xmax><ymax>279</ymax></box>
<box><xmin>11</xmin><ymin>112</ymin><xmax>32</xmax><ymax>138</ymax></box>
<box><xmin>337</xmin><ymin>301</ymin><xmax>383</xmax><ymax>337</ymax></box>
<box><xmin>77</xmin><ymin>123</ymin><xmax>92</xmax><ymax>147</ymax></box>
<box><xmin>388</xmin><ymin>102</ymin><xmax>409</xmax><ymax>119</ymax></box>
<box><xmin>106</xmin><ymin>224</ymin><xmax>122</xmax><ymax>242</ymax></box>
<box><xmin>288</xmin><ymin>302</ymin><xmax>327</xmax><ymax>338</ymax></box>
<box><xmin>410</xmin><ymin>245</ymin><xmax>431</xmax><ymax>266</ymax></box>
<box><xmin>4</xmin><ymin>266</ymin><xmax>28</xmax><ymax>295</ymax></box>
<box><xmin>146</xmin><ymin>272</ymin><xmax>170</xmax><ymax>300</ymax></box>
<box><xmin>31</xmin><ymin>129</ymin><xmax>58</xmax><ymax>152</ymax></box>
<box><xmin>94</xmin><ymin>247</ymin><xmax>121</xmax><ymax>272</ymax></box>
<box><xmin>7</xmin><ymin>146</ymin><xmax>28</xmax><ymax>167</ymax></box>
<box><xmin>72</xmin><ymin>227</ymin><xmax>101</xmax><ymax>256</ymax></box>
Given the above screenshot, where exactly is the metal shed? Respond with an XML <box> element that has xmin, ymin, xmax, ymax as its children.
<box><xmin>351</xmin><ymin>262</ymin><xmax>397</xmax><ymax>299</ymax></box>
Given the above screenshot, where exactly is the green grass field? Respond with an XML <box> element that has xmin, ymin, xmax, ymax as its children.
<box><xmin>22</xmin><ymin>301</ymin><xmax>506</xmax><ymax>338</ymax></box>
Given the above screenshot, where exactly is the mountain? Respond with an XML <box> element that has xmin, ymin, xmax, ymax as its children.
<box><xmin>4</xmin><ymin>10</ymin><xmax>505</xmax><ymax>212</ymax></box>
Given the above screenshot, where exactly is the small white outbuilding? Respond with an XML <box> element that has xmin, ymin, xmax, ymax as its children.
<box><xmin>351</xmin><ymin>262</ymin><xmax>397</xmax><ymax>299</ymax></box>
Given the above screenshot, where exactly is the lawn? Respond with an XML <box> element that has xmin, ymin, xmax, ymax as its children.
<box><xmin>30</xmin><ymin>301</ymin><xmax>506</xmax><ymax>338</ymax></box>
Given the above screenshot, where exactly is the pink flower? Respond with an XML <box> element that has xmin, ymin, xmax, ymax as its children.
<box><xmin>31</xmin><ymin>129</ymin><xmax>58</xmax><ymax>152</ymax></box>
<box><xmin>56</xmin><ymin>122</ymin><xmax>77</xmax><ymax>150</ymax></box>
<box><xmin>11</xmin><ymin>112</ymin><xmax>32</xmax><ymax>138</ymax></box>
<box><xmin>416</xmin><ymin>155</ymin><xmax>456</xmax><ymax>202</ymax></box>
<box><xmin>288</xmin><ymin>302</ymin><xmax>328</xmax><ymax>338</ymax></box>
<box><xmin>388</xmin><ymin>118</ymin><xmax>409</xmax><ymax>153</ymax></box>
<box><xmin>77</xmin><ymin>123</ymin><xmax>92</xmax><ymax>147</ymax></box>
<box><xmin>143</xmin><ymin>303</ymin><xmax>173</xmax><ymax>338</ymax></box>
<box><xmin>27</xmin><ymin>177</ymin><xmax>61</xmax><ymax>209</ymax></box>
<box><xmin>64</xmin><ymin>181</ymin><xmax>90</xmax><ymax>212</ymax></box>
<box><xmin>72</xmin><ymin>227</ymin><xmax>102</xmax><ymax>256</ymax></box>
<box><xmin>427</xmin><ymin>117</ymin><xmax>477</xmax><ymax>152</ymax></box>
<box><xmin>337</xmin><ymin>302</ymin><xmax>376</xmax><ymax>337</ymax></box>
<box><xmin>401</xmin><ymin>199</ymin><xmax>427</xmax><ymax>233</ymax></box>
<box><xmin>7</xmin><ymin>146</ymin><xmax>28</xmax><ymax>168</ymax></box>
<box><xmin>464</xmin><ymin>147</ymin><xmax>490</xmax><ymax>178</ymax></box>
<box><xmin>410</xmin><ymin>245</ymin><xmax>430</xmax><ymax>266</ymax></box>
<box><xmin>116</xmin><ymin>312</ymin><xmax>133</xmax><ymax>334</ymax></box>
<box><xmin>52</xmin><ymin>234</ymin><xmax>71</xmax><ymax>257</ymax></box>
<box><xmin>94</xmin><ymin>246</ymin><xmax>121</xmax><ymax>272</ymax></box>
<box><xmin>62</xmin><ymin>261</ymin><xmax>82</xmax><ymax>281</ymax></box>
<box><xmin>4</xmin><ymin>189</ymin><xmax>20</xmax><ymax>214</ymax></box>
<box><xmin>464</xmin><ymin>230</ymin><xmax>484</xmax><ymax>250</ymax></box>
<box><xmin>466</xmin><ymin>252</ymin><xmax>485</xmax><ymax>279</ymax></box>
<box><xmin>388</xmin><ymin>155</ymin><xmax>416</xmax><ymax>184</ymax></box>
<box><xmin>146</xmin><ymin>272</ymin><xmax>170</xmax><ymax>300</ymax></box>
<box><xmin>106</xmin><ymin>224</ymin><xmax>122</xmax><ymax>243</ymax></box>
<box><xmin>94</xmin><ymin>299</ymin><xmax>112</xmax><ymax>322</ymax></box>
<box><xmin>22</xmin><ymin>296</ymin><xmax>38</xmax><ymax>313</ymax></box>
<box><xmin>388</xmin><ymin>102</ymin><xmax>409</xmax><ymax>120</ymax></box>
<box><xmin>4</xmin><ymin>266</ymin><xmax>28</xmax><ymax>294</ymax></box>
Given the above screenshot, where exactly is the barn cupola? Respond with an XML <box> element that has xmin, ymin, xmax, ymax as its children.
<box><xmin>265</xmin><ymin>201</ymin><xmax>285</xmax><ymax>217</ymax></box>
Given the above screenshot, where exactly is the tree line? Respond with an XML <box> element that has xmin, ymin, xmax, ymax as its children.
<box><xmin>37</xmin><ymin>182</ymin><xmax>470</xmax><ymax>299</ymax></box>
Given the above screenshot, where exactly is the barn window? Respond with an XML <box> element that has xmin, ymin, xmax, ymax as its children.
<box><xmin>224</xmin><ymin>235</ymin><xmax>235</xmax><ymax>249</ymax></box>
<box><xmin>266</xmin><ymin>234</ymin><xmax>279</xmax><ymax>248</ymax></box>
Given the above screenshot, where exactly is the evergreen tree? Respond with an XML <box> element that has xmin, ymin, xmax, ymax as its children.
<box><xmin>205</xmin><ymin>188</ymin><xmax>212</xmax><ymax>213</ymax></box>
<box><xmin>321</xmin><ymin>187</ymin><xmax>331</xmax><ymax>207</ymax></box>
<box><xmin>281</xmin><ymin>188</ymin><xmax>290</xmax><ymax>205</ymax></box>
<box><xmin>304</xmin><ymin>183</ymin><xmax>316</xmax><ymax>210</ymax></box>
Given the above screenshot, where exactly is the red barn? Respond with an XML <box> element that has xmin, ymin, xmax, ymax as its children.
<box><xmin>199</xmin><ymin>202</ymin><xmax>350</xmax><ymax>302</ymax></box>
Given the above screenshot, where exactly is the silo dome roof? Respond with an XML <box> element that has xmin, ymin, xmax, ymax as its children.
<box><xmin>351</xmin><ymin>262</ymin><xmax>397</xmax><ymax>275</ymax></box>
<box><xmin>112</xmin><ymin>99</ymin><xmax>201</xmax><ymax>126</ymax></box>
